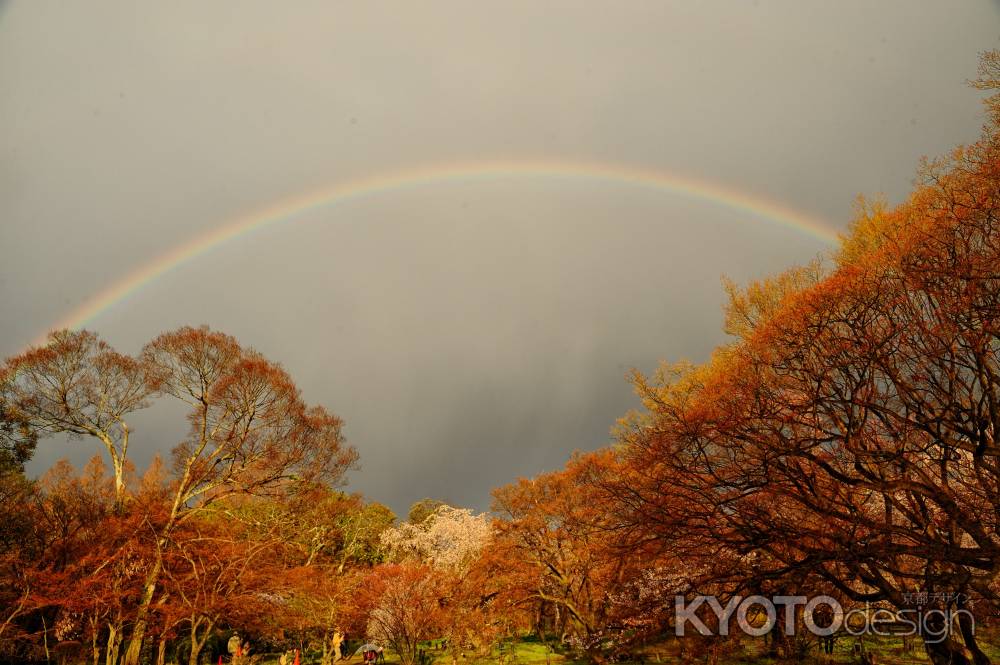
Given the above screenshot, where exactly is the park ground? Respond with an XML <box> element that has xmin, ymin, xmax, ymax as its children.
<box><xmin>253</xmin><ymin>631</ymin><xmax>1000</xmax><ymax>665</ymax></box>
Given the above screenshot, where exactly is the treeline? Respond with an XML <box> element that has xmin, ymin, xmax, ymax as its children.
<box><xmin>2</xmin><ymin>51</ymin><xmax>1000</xmax><ymax>665</ymax></box>
<box><xmin>487</xmin><ymin>53</ymin><xmax>1000</xmax><ymax>665</ymax></box>
<box><xmin>0</xmin><ymin>327</ymin><xmax>372</xmax><ymax>665</ymax></box>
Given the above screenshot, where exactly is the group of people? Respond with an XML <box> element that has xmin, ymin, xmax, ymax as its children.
<box><xmin>272</xmin><ymin>636</ymin><xmax>384</xmax><ymax>664</ymax></box>
<box><xmin>277</xmin><ymin>649</ymin><xmax>301</xmax><ymax>665</ymax></box>
<box><xmin>360</xmin><ymin>646</ymin><xmax>385</xmax><ymax>663</ymax></box>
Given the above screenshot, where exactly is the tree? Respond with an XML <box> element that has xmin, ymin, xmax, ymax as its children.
<box><xmin>492</xmin><ymin>453</ymin><xmax>646</xmax><ymax>661</ymax></box>
<box><xmin>382</xmin><ymin>505</ymin><xmax>490</xmax><ymax>571</ymax></box>
<box><xmin>251</xmin><ymin>486</ymin><xmax>394</xmax><ymax>571</ymax></box>
<box><xmin>0</xmin><ymin>455</ymin><xmax>146</xmax><ymax>665</ymax></box>
<box><xmin>0</xmin><ymin>380</ymin><xmax>36</xmax><ymax>479</ymax></box>
<box><xmin>160</xmin><ymin>516</ymin><xmax>280</xmax><ymax>665</ymax></box>
<box><xmin>612</xmin><ymin>105</ymin><xmax>1000</xmax><ymax>664</ymax></box>
<box><xmin>0</xmin><ymin>381</ymin><xmax>37</xmax><ymax>649</ymax></box>
<box><xmin>1</xmin><ymin>327</ymin><xmax>361</xmax><ymax>664</ymax></box>
<box><xmin>407</xmin><ymin>498</ymin><xmax>449</xmax><ymax>525</ymax></box>
<box><xmin>335</xmin><ymin>500</ymin><xmax>395</xmax><ymax>573</ymax></box>
<box><xmin>971</xmin><ymin>48</ymin><xmax>1000</xmax><ymax>127</ymax></box>
<box><xmin>381</xmin><ymin>504</ymin><xmax>497</xmax><ymax>663</ymax></box>
<box><xmin>111</xmin><ymin>326</ymin><xmax>356</xmax><ymax>665</ymax></box>
<box><xmin>4</xmin><ymin>331</ymin><xmax>152</xmax><ymax>506</ymax></box>
<box><xmin>364</xmin><ymin>563</ymin><xmax>445</xmax><ymax>665</ymax></box>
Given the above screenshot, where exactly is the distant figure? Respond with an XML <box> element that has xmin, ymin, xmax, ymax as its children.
<box><xmin>813</xmin><ymin>605</ymin><xmax>836</xmax><ymax>655</ymax></box>
<box><xmin>333</xmin><ymin>630</ymin><xmax>345</xmax><ymax>661</ymax></box>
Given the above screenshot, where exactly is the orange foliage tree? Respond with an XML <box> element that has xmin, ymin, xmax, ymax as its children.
<box><xmin>611</xmin><ymin>88</ymin><xmax>1000</xmax><ymax>665</ymax></box>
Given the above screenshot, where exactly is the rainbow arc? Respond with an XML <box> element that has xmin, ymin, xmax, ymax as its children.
<box><xmin>31</xmin><ymin>159</ymin><xmax>839</xmax><ymax>347</ymax></box>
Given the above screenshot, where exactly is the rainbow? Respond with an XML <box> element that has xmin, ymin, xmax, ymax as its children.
<box><xmin>32</xmin><ymin>159</ymin><xmax>839</xmax><ymax>346</ymax></box>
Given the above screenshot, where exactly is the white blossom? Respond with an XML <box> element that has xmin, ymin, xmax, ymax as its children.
<box><xmin>380</xmin><ymin>505</ymin><xmax>491</xmax><ymax>570</ymax></box>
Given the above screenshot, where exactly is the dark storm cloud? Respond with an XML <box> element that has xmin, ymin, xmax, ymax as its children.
<box><xmin>2</xmin><ymin>1</ymin><xmax>997</xmax><ymax>515</ymax></box>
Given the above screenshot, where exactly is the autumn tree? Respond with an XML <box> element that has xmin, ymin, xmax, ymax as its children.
<box><xmin>492</xmin><ymin>452</ymin><xmax>649</xmax><ymax>661</ymax></box>
<box><xmin>220</xmin><ymin>486</ymin><xmax>392</xmax><ymax>659</ymax></box>
<box><xmin>971</xmin><ymin>47</ymin><xmax>1000</xmax><ymax>127</ymax></box>
<box><xmin>159</xmin><ymin>514</ymin><xmax>281</xmax><ymax>665</ymax></box>
<box><xmin>611</xmin><ymin>80</ymin><xmax>1000</xmax><ymax>664</ymax></box>
<box><xmin>4</xmin><ymin>331</ymin><xmax>152</xmax><ymax>506</ymax></box>
<box><xmin>275</xmin><ymin>565</ymin><xmax>368</xmax><ymax>664</ymax></box>
<box><xmin>249</xmin><ymin>486</ymin><xmax>394</xmax><ymax>571</ymax></box>
<box><xmin>379</xmin><ymin>504</ymin><xmax>499</xmax><ymax>662</ymax></box>
<box><xmin>0</xmin><ymin>456</ymin><xmax>149</xmax><ymax>665</ymax></box>
<box><xmin>0</xmin><ymin>380</ymin><xmax>37</xmax><ymax>650</ymax></box>
<box><xmin>0</xmin><ymin>326</ymin><xmax>360</xmax><ymax>665</ymax></box>
<box><xmin>0</xmin><ymin>378</ymin><xmax>36</xmax><ymax>479</ymax></box>
<box><xmin>364</xmin><ymin>563</ymin><xmax>445</xmax><ymax>665</ymax></box>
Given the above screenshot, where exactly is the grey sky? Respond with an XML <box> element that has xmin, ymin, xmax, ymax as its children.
<box><xmin>2</xmin><ymin>1</ymin><xmax>997</xmax><ymax>515</ymax></box>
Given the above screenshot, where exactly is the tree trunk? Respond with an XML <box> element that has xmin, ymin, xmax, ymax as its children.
<box><xmin>321</xmin><ymin>633</ymin><xmax>331</xmax><ymax>665</ymax></box>
<box><xmin>106</xmin><ymin>624</ymin><xmax>121</xmax><ymax>665</ymax></box>
<box><xmin>189</xmin><ymin>618</ymin><xmax>212</xmax><ymax>665</ymax></box>
<box><xmin>42</xmin><ymin>614</ymin><xmax>51</xmax><ymax>664</ymax></box>
<box><xmin>91</xmin><ymin>620</ymin><xmax>101</xmax><ymax>665</ymax></box>
<box><xmin>96</xmin><ymin>431</ymin><xmax>127</xmax><ymax>511</ymax></box>
<box><xmin>924</xmin><ymin>636</ymin><xmax>973</xmax><ymax>665</ymax></box>
<box><xmin>0</xmin><ymin>587</ymin><xmax>29</xmax><ymax>643</ymax></box>
<box><xmin>156</xmin><ymin>636</ymin><xmax>168</xmax><ymax>665</ymax></box>
<box><xmin>121</xmin><ymin>549</ymin><xmax>164</xmax><ymax>665</ymax></box>
<box><xmin>958</xmin><ymin>606</ymin><xmax>991</xmax><ymax>665</ymax></box>
<box><xmin>764</xmin><ymin>615</ymin><xmax>785</xmax><ymax>658</ymax></box>
<box><xmin>111</xmin><ymin>456</ymin><xmax>126</xmax><ymax>509</ymax></box>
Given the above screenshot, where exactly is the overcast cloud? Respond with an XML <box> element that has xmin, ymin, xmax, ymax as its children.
<box><xmin>2</xmin><ymin>1</ymin><xmax>998</xmax><ymax>515</ymax></box>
